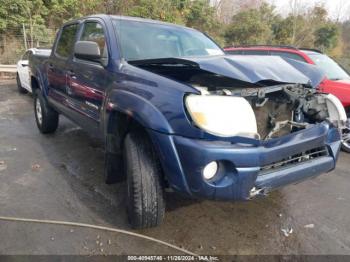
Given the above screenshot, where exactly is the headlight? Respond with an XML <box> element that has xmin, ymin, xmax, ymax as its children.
<box><xmin>185</xmin><ymin>95</ymin><xmax>258</xmax><ymax>138</ymax></box>
<box><xmin>324</xmin><ymin>94</ymin><xmax>347</xmax><ymax>124</ymax></box>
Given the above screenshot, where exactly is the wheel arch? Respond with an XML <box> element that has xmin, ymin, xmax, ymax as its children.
<box><xmin>104</xmin><ymin>89</ymin><xmax>174</xmax><ymax>153</ymax></box>
<box><xmin>104</xmin><ymin>108</ymin><xmax>169</xmax><ymax>186</ymax></box>
<box><xmin>103</xmin><ymin>90</ymin><xmax>176</xmax><ymax>186</ymax></box>
<box><xmin>30</xmin><ymin>67</ymin><xmax>49</xmax><ymax>96</ymax></box>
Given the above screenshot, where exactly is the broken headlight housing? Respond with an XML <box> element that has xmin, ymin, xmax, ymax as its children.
<box><xmin>185</xmin><ymin>95</ymin><xmax>259</xmax><ymax>138</ymax></box>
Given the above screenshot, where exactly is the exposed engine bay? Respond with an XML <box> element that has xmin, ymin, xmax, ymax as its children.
<box><xmin>194</xmin><ymin>83</ymin><xmax>347</xmax><ymax>140</ymax></box>
<box><xmin>130</xmin><ymin>57</ymin><xmax>347</xmax><ymax>140</ymax></box>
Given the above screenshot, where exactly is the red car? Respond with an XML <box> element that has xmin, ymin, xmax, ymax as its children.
<box><xmin>225</xmin><ymin>45</ymin><xmax>350</xmax><ymax>151</ymax></box>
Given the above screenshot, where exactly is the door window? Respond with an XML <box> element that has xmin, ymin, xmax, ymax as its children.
<box><xmin>80</xmin><ymin>22</ymin><xmax>108</xmax><ymax>64</ymax></box>
<box><xmin>55</xmin><ymin>24</ymin><xmax>79</xmax><ymax>58</ymax></box>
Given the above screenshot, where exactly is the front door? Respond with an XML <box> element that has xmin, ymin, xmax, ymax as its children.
<box><xmin>66</xmin><ymin>20</ymin><xmax>110</xmax><ymax>132</ymax></box>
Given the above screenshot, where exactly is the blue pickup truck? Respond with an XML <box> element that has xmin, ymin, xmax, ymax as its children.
<box><xmin>29</xmin><ymin>15</ymin><xmax>346</xmax><ymax>229</ymax></box>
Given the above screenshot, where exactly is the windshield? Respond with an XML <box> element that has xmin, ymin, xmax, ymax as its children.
<box><xmin>309</xmin><ymin>53</ymin><xmax>350</xmax><ymax>81</ymax></box>
<box><xmin>113</xmin><ymin>19</ymin><xmax>224</xmax><ymax>61</ymax></box>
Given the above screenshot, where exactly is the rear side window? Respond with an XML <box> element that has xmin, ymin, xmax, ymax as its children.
<box><xmin>270</xmin><ymin>51</ymin><xmax>306</xmax><ymax>62</ymax></box>
<box><xmin>56</xmin><ymin>24</ymin><xmax>79</xmax><ymax>58</ymax></box>
<box><xmin>80</xmin><ymin>22</ymin><xmax>108</xmax><ymax>63</ymax></box>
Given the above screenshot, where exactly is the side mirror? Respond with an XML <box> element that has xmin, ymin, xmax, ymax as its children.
<box><xmin>74</xmin><ymin>41</ymin><xmax>101</xmax><ymax>62</ymax></box>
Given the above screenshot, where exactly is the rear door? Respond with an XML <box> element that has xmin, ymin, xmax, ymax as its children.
<box><xmin>66</xmin><ymin>19</ymin><xmax>110</xmax><ymax>131</ymax></box>
<box><xmin>47</xmin><ymin>23</ymin><xmax>79</xmax><ymax>107</ymax></box>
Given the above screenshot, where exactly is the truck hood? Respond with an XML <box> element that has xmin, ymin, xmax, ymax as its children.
<box><xmin>130</xmin><ymin>55</ymin><xmax>325</xmax><ymax>88</ymax></box>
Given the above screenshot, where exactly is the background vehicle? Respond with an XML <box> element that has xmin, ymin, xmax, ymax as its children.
<box><xmin>16</xmin><ymin>48</ymin><xmax>51</xmax><ymax>94</ymax></box>
<box><xmin>225</xmin><ymin>45</ymin><xmax>350</xmax><ymax>152</ymax></box>
<box><xmin>29</xmin><ymin>15</ymin><xmax>344</xmax><ymax>229</ymax></box>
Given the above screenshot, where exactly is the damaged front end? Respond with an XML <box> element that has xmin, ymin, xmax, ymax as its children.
<box><xmin>130</xmin><ymin>56</ymin><xmax>346</xmax><ymax>141</ymax></box>
<box><xmin>130</xmin><ymin>56</ymin><xmax>345</xmax><ymax>200</ymax></box>
<box><xmin>190</xmin><ymin>83</ymin><xmax>347</xmax><ymax>141</ymax></box>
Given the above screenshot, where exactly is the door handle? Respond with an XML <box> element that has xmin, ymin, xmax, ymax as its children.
<box><xmin>67</xmin><ymin>70</ymin><xmax>76</xmax><ymax>79</ymax></box>
<box><xmin>48</xmin><ymin>63</ymin><xmax>54</xmax><ymax>72</ymax></box>
<box><xmin>67</xmin><ymin>70</ymin><xmax>77</xmax><ymax>83</ymax></box>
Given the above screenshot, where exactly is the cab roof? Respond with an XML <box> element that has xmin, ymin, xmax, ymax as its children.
<box><xmin>63</xmin><ymin>14</ymin><xmax>195</xmax><ymax>31</ymax></box>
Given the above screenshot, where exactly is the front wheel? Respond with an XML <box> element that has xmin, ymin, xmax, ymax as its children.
<box><xmin>124</xmin><ymin>130</ymin><xmax>165</xmax><ymax>229</ymax></box>
<box><xmin>34</xmin><ymin>90</ymin><xmax>59</xmax><ymax>134</ymax></box>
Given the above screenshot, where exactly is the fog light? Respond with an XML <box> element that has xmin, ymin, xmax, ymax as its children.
<box><xmin>203</xmin><ymin>161</ymin><xmax>218</xmax><ymax>180</ymax></box>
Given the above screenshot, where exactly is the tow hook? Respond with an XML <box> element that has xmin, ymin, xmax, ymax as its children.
<box><xmin>249</xmin><ymin>187</ymin><xmax>268</xmax><ymax>199</ymax></box>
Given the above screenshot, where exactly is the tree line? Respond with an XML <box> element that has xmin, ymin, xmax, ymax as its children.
<box><xmin>0</xmin><ymin>0</ymin><xmax>349</xmax><ymax>69</ymax></box>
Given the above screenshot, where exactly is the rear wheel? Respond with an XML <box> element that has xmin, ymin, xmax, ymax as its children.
<box><xmin>124</xmin><ymin>130</ymin><xmax>165</xmax><ymax>229</ymax></box>
<box><xmin>34</xmin><ymin>90</ymin><xmax>59</xmax><ymax>134</ymax></box>
<box><xmin>16</xmin><ymin>74</ymin><xmax>28</xmax><ymax>94</ymax></box>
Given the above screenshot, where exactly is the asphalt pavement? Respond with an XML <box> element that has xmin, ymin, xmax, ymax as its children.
<box><xmin>1</xmin><ymin>79</ymin><xmax>350</xmax><ymax>256</ymax></box>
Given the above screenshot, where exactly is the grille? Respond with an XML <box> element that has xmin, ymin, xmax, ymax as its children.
<box><xmin>259</xmin><ymin>146</ymin><xmax>329</xmax><ymax>176</ymax></box>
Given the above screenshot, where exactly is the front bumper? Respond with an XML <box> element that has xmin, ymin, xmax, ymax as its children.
<box><xmin>149</xmin><ymin>123</ymin><xmax>341</xmax><ymax>200</ymax></box>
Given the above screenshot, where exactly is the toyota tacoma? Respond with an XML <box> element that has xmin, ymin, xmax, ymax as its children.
<box><xmin>29</xmin><ymin>15</ymin><xmax>346</xmax><ymax>229</ymax></box>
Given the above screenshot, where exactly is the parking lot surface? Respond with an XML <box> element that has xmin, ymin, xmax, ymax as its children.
<box><xmin>1</xmin><ymin>80</ymin><xmax>350</xmax><ymax>255</ymax></box>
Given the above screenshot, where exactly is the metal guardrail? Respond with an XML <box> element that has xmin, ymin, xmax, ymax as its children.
<box><xmin>0</xmin><ymin>65</ymin><xmax>17</xmax><ymax>73</ymax></box>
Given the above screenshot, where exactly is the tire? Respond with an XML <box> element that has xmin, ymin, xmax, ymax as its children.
<box><xmin>16</xmin><ymin>74</ymin><xmax>28</xmax><ymax>94</ymax></box>
<box><xmin>124</xmin><ymin>130</ymin><xmax>165</xmax><ymax>229</ymax></box>
<box><xmin>34</xmin><ymin>89</ymin><xmax>59</xmax><ymax>134</ymax></box>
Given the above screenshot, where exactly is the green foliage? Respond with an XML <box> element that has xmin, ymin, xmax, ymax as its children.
<box><xmin>0</xmin><ymin>0</ymin><xmax>50</xmax><ymax>47</ymax></box>
<box><xmin>123</xmin><ymin>0</ymin><xmax>219</xmax><ymax>34</ymax></box>
<box><xmin>184</xmin><ymin>0</ymin><xmax>218</xmax><ymax>32</ymax></box>
<box><xmin>271</xmin><ymin>16</ymin><xmax>294</xmax><ymax>44</ymax></box>
<box><xmin>0</xmin><ymin>0</ymin><xmax>348</xmax><ymax>62</ymax></box>
<box><xmin>314</xmin><ymin>24</ymin><xmax>339</xmax><ymax>51</ymax></box>
<box><xmin>125</xmin><ymin>0</ymin><xmax>184</xmax><ymax>24</ymax></box>
<box><xmin>0</xmin><ymin>0</ymin><xmax>47</xmax><ymax>31</ymax></box>
<box><xmin>224</xmin><ymin>3</ymin><xmax>275</xmax><ymax>45</ymax></box>
<box><xmin>224</xmin><ymin>3</ymin><xmax>341</xmax><ymax>53</ymax></box>
<box><xmin>46</xmin><ymin>0</ymin><xmax>82</xmax><ymax>27</ymax></box>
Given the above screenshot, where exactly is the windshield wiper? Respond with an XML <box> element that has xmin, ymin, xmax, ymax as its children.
<box><xmin>129</xmin><ymin>58</ymin><xmax>198</xmax><ymax>67</ymax></box>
